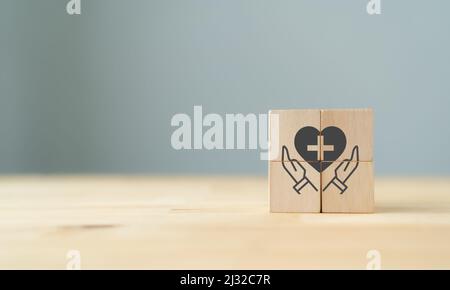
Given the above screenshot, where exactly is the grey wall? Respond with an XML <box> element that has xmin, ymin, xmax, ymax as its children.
<box><xmin>1</xmin><ymin>0</ymin><xmax>449</xmax><ymax>175</ymax></box>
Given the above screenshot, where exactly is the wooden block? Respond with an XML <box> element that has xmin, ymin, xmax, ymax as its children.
<box><xmin>269</xmin><ymin>159</ymin><xmax>321</xmax><ymax>213</ymax></box>
<box><xmin>269</xmin><ymin>108</ymin><xmax>374</xmax><ymax>213</ymax></box>
<box><xmin>320</xmin><ymin>109</ymin><xmax>373</xmax><ymax>162</ymax></box>
<box><xmin>269</xmin><ymin>109</ymin><xmax>321</xmax><ymax>162</ymax></box>
<box><xmin>321</xmin><ymin>160</ymin><xmax>374</xmax><ymax>213</ymax></box>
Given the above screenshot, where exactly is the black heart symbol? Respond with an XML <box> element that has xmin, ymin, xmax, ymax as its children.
<box><xmin>294</xmin><ymin>126</ymin><xmax>346</xmax><ymax>172</ymax></box>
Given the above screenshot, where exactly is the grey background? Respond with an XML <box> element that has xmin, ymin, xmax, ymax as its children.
<box><xmin>1</xmin><ymin>0</ymin><xmax>449</xmax><ymax>175</ymax></box>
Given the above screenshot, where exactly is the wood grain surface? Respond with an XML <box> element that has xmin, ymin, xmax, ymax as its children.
<box><xmin>0</xmin><ymin>176</ymin><xmax>449</xmax><ymax>269</ymax></box>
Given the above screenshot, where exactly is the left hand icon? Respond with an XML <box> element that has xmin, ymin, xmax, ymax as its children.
<box><xmin>281</xmin><ymin>146</ymin><xmax>318</xmax><ymax>194</ymax></box>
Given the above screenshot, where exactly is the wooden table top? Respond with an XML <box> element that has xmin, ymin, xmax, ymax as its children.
<box><xmin>1</xmin><ymin>176</ymin><xmax>449</xmax><ymax>269</ymax></box>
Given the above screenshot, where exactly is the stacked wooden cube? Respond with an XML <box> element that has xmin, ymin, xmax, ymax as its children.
<box><xmin>269</xmin><ymin>109</ymin><xmax>374</xmax><ymax>213</ymax></box>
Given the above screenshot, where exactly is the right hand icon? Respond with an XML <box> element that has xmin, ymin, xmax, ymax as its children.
<box><xmin>281</xmin><ymin>146</ymin><xmax>318</xmax><ymax>194</ymax></box>
<box><xmin>323</xmin><ymin>145</ymin><xmax>359</xmax><ymax>194</ymax></box>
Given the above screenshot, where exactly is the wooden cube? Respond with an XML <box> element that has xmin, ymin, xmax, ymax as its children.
<box><xmin>268</xmin><ymin>108</ymin><xmax>374</xmax><ymax>213</ymax></box>
<box><xmin>269</xmin><ymin>109</ymin><xmax>320</xmax><ymax>162</ymax></box>
<box><xmin>269</xmin><ymin>161</ymin><xmax>320</xmax><ymax>213</ymax></box>
<box><xmin>321</xmin><ymin>161</ymin><xmax>374</xmax><ymax>213</ymax></box>
<box><xmin>321</xmin><ymin>109</ymin><xmax>373</xmax><ymax>162</ymax></box>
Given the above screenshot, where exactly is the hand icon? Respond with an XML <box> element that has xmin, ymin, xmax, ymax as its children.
<box><xmin>323</xmin><ymin>145</ymin><xmax>359</xmax><ymax>194</ymax></box>
<box><xmin>281</xmin><ymin>146</ymin><xmax>318</xmax><ymax>194</ymax></box>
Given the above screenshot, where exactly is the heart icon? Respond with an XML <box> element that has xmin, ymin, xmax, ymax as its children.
<box><xmin>294</xmin><ymin>126</ymin><xmax>346</xmax><ymax>172</ymax></box>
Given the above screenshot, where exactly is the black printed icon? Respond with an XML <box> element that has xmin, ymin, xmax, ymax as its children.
<box><xmin>294</xmin><ymin>126</ymin><xmax>346</xmax><ymax>172</ymax></box>
<box><xmin>323</xmin><ymin>145</ymin><xmax>359</xmax><ymax>194</ymax></box>
<box><xmin>284</xmin><ymin>126</ymin><xmax>359</xmax><ymax>196</ymax></box>
<box><xmin>281</xmin><ymin>146</ymin><xmax>318</xmax><ymax>194</ymax></box>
